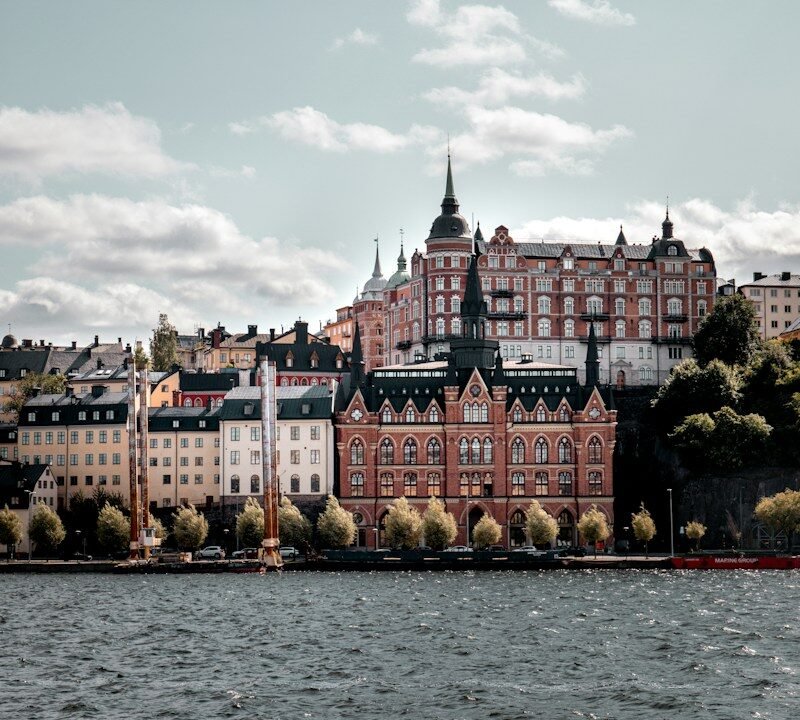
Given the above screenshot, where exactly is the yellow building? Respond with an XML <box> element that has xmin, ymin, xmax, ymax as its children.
<box><xmin>740</xmin><ymin>272</ymin><xmax>800</xmax><ymax>339</ymax></box>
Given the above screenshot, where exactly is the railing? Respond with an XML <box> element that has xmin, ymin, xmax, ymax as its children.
<box><xmin>489</xmin><ymin>289</ymin><xmax>513</xmax><ymax>298</ymax></box>
<box><xmin>396</xmin><ymin>340</ymin><xmax>412</xmax><ymax>350</ymax></box>
<box><xmin>579</xmin><ymin>312</ymin><xmax>610</xmax><ymax>321</ymax></box>
<box><xmin>488</xmin><ymin>311</ymin><xmax>527</xmax><ymax>320</ymax></box>
<box><xmin>664</xmin><ymin>314</ymin><xmax>689</xmax><ymax>323</ymax></box>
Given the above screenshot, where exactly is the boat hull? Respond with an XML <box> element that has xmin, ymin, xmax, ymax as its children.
<box><xmin>671</xmin><ymin>555</ymin><xmax>800</xmax><ymax>569</ymax></box>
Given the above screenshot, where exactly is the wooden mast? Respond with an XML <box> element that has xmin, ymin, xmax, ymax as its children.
<box><xmin>260</xmin><ymin>359</ymin><xmax>282</xmax><ymax>568</ymax></box>
<box><xmin>127</xmin><ymin>357</ymin><xmax>139</xmax><ymax>559</ymax></box>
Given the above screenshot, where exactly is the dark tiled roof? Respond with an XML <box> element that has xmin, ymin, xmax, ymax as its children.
<box><xmin>18</xmin><ymin>391</ymin><xmax>129</xmax><ymax>426</ymax></box>
<box><xmin>0</xmin><ymin>349</ymin><xmax>49</xmax><ymax>380</ymax></box>
<box><xmin>180</xmin><ymin>372</ymin><xmax>240</xmax><ymax>392</ymax></box>
<box><xmin>477</xmin><ymin>239</ymin><xmax>711</xmax><ymax>263</ymax></box>
<box><xmin>218</xmin><ymin>386</ymin><xmax>333</xmax><ymax>421</ymax></box>
<box><xmin>0</xmin><ymin>462</ymin><xmax>49</xmax><ymax>508</ymax></box>
<box><xmin>148</xmin><ymin>406</ymin><xmax>220</xmax><ymax>431</ymax></box>
<box><xmin>256</xmin><ymin>340</ymin><xmax>346</xmax><ymax>374</ymax></box>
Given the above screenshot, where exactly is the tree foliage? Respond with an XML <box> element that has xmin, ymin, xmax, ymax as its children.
<box><xmin>421</xmin><ymin>497</ymin><xmax>457</xmax><ymax>550</ymax></box>
<box><xmin>754</xmin><ymin>489</ymin><xmax>800</xmax><ymax>547</ymax></box>
<box><xmin>236</xmin><ymin>497</ymin><xmax>264</xmax><ymax>548</ymax></box>
<box><xmin>150</xmin><ymin>313</ymin><xmax>179</xmax><ymax>371</ymax></box>
<box><xmin>670</xmin><ymin>406</ymin><xmax>772</xmax><ymax>471</ymax></box>
<box><xmin>684</xmin><ymin>520</ymin><xmax>707</xmax><ymax>547</ymax></box>
<box><xmin>97</xmin><ymin>504</ymin><xmax>129</xmax><ymax>553</ymax></box>
<box><xmin>631</xmin><ymin>504</ymin><xmax>656</xmax><ymax>556</ymax></box>
<box><xmin>28</xmin><ymin>504</ymin><xmax>66</xmax><ymax>554</ymax></box>
<box><xmin>0</xmin><ymin>505</ymin><xmax>23</xmax><ymax>549</ymax></box>
<box><xmin>383</xmin><ymin>496</ymin><xmax>423</xmax><ymax>549</ymax></box>
<box><xmin>278</xmin><ymin>496</ymin><xmax>312</xmax><ymax>549</ymax></box>
<box><xmin>693</xmin><ymin>293</ymin><xmax>761</xmax><ymax>367</ymax></box>
<box><xmin>3</xmin><ymin>371</ymin><xmax>67</xmax><ymax>418</ymax></box>
<box><xmin>317</xmin><ymin>496</ymin><xmax>356</xmax><ymax>549</ymax></box>
<box><xmin>132</xmin><ymin>344</ymin><xmax>150</xmax><ymax>371</ymax></box>
<box><xmin>172</xmin><ymin>505</ymin><xmax>208</xmax><ymax>550</ymax></box>
<box><xmin>577</xmin><ymin>505</ymin><xmax>610</xmax><ymax>552</ymax></box>
<box><xmin>525</xmin><ymin>500</ymin><xmax>558</xmax><ymax>547</ymax></box>
<box><xmin>472</xmin><ymin>514</ymin><xmax>501</xmax><ymax>549</ymax></box>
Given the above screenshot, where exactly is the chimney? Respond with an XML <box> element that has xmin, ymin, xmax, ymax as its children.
<box><xmin>97</xmin><ymin>358</ymin><xmax>104</xmax><ymax>370</ymax></box>
<box><xmin>65</xmin><ymin>387</ymin><xmax>74</xmax><ymax>398</ymax></box>
<box><xmin>123</xmin><ymin>358</ymin><xmax>129</xmax><ymax>370</ymax></box>
<box><xmin>781</xmin><ymin>271</ymin><xmax>791</xmax><ymax>282</ymax></box>
<box><xmin>94</xmin><ymin>335</ymin><xmax>99</xmax><ymax>347</ymax></box>
<box><xmin>295</xmin><ymin>320</ymin><xmax>308</xmax><ymax>345</ymax></box>
<box><xmin>30</xmin><ymin>387</ymin><xmax>41</xmax><ymax>398</ymax></box>
<box><xmin>269</xmin><ymin>328</ymin><xmax>275</xmax><ymax>341</ymax></box>
<box><xmin>198</xmin><ymin>327</ymin><xmax>205</xmax><ymax>339</ymax></box>
<box><xmin>247</xmin><ymin>324</ymin><xmax>257</xmax><ymax>337</ymax></box>
<box><xmin>91</xmin><ymin>385</ymin><xmax>106</xmax><ymax>398</ymax></box>
<box><xmin>125</xmin><ymin>343</ymin><xmax>131</xmax><ymax>354</ymax></box>
<box><xmin>22</xmin><ymin>339</ymin><xmax>32</xmax><ymax>348</ymax></box>
<box><xmin>117</xmin><ymin>337</ymin><xmax>122</xmax><ymax>344</ymax></box>
<box><xmin>40</xmin><ymin>339</ymin><xmax>45</xmax><ymax>347</ymax></box>
<box><xmin>172</xmin><ymin>390</ymin><xmax>181</xmax><ymax>407</ymax></box>
<box><xmin>71</xmin><ymin>341</ymin><xmax>77</xmax><ymax>350</ymax></box>
<box><xmin>211</xmin><ymin>328</ymin><xmax>222</xmax><ymax>349</ymax></box>
<box><xmin>206</xmin><ymin>397</ymin><xmax>213</xmax><ymax>411</ymax></box>
<box><xmin>239</xmin><ymin>369</ymin><xmax>249</xmax><ymax>387</ymax></box>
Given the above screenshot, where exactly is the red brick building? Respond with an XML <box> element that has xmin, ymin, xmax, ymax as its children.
<box><xmin>336</xmin><ymin>256</ymin><xmax>617</xmax><ymax>549</ymax></box>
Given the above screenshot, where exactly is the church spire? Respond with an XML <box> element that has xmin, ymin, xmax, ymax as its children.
<box><xmin>440</xmin><ymin>154</ymin><xmax>459</xmax><ymax>216</ymax></box>
<box><xmin>585</xmin><ymin>321</ymin><xmax>600</xmax><ymax>387</ymax></box>
<box><xmin>350</xmin><ymin>321</ymin><xmax>365</xmax><ymax>387</ymax></box>
<box><xmin>615</xmin><ymin>224</ymin><xmax>627</xmax><ymax>245</ymax></box>
<box><xmin>462</xmin><ymin>253</ymin><xmax>485</xmax><ymax>320</ymax></box>
<box><xmin>372</xmin><ymin>237</ymin><xmax>382</xmax><ymax>277</ymax></box>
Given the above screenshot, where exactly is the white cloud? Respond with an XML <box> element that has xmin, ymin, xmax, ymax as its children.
<box><xmin>548</xmin><ymin>0</ymin><xmax>635</xmax><ymax>27</ymax></box>
<box><xmin>442</xmin><ymin>105</ymin><xmax>631</xmax><ymax>176</ymax></box>
<box><xmin>424</xmin><ymin>68</ymin><xmax>586</xmax><ymax>106</ymax></box>
<box><xmin>0</xmin><ymin>194</ymin><xmax>349</xmax><ymax>342</ymax></box>
<box><xmin>236</xmin><ymin>106</ymin><xmax>440</xmax><ymax>153</ymax></box>
<box><xmin>0</xmin><ymin>102</ymin><xmax>190</xmax><ymax>182</ymax></box>
<box><xmin>511</xmin><ymin>198</ymin><xmax>800</xmax><ymax>283</ymax></box>
<box><xmin>331</xmin><ymin>28</ymin><xmax>378</xmax><ymax>50</ymax></box>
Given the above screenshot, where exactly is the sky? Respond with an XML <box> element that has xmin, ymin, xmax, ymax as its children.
<box><xmin>2</xmin><ymin>0</ymin><xmax>800</xmax><ymax>347</ymax></box>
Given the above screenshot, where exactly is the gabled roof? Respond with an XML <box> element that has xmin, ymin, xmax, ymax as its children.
<box><xmin>180</xmin><ymin>372</ymin><xmax>241</xmax><ymax>392</ymax></box>
<box><xmin>0</xmin><ymin>462</ymin><xmax>49</xmax><ymax>507</ymax></box>
<box><xmin>218</xmin><ymin>385</ymin><xmax>333</xmax><ymax>421</ymax></box>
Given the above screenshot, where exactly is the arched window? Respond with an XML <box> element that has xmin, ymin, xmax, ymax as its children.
<box><xmin>183</xmin><ymin>398</ymin><xmax>192</xmax><ymax>407</ymax></box>
<box><xmin>405</xmin><ymin>407</ymin><xmax>416</xmax><ymax>423</ymax></box>
<box><xmin>667</xmin><ymin>245</ymin><xmax>678</xmax><ymax>256</ymax></box>
<box><xmin>291</xmin><ymin>377</ymin><xmax>298</xmax><ymax>386</ymax></box>
<box><xmin>538</xmin><ymin>296</ymin><xmax>551</xmax><ymax>314</ymax></box>
<box><xmin>535</xmin><ymin>437</ymin><xmax>548</xmax><ymax>464</ymax></box>
<box><xmin>459</xmin><ymin>438</ymin><xmax>469</xmax><ymax>464</ymax></box>
<box><xmin>380</xmin><ymin>473</ymin><xmax>394</xmax><ymax>496</ymax></box>
<box><xmin>404</xmin><ymin>472</ymin><xmax>418</xmax><ymax>496</ymax></box>
<box><xmin>311</xmin><ymin>378</ymin><xmax>318</xmax><ymax>386</ymax></box>
<box><xmin>350</xmin><ymin>439</ymin><xmax>364</xmax><ymax>465</ymax></box>
<box><xmin>463</xmin><ymin>404</ymin><xmax>471</xmax><ymax>423</ymax></box>
<box><xmin>471</xmin><ymin>438</ymin><xmax>481</xmax><ymax>464</ymax></box>
<box><xmin>558</xmin><ymin>406</ymin><xmax>569</xmax><ymax>422</ymax></box>
<box><xmin>511</xmin><ymin>472</ymin><xmax>525</xmax><ymax>496</ymax></box>
<box><xmin>558</xmin><ymin>438</ymin><xmax>572</xmax><ymax>463</ymax></box>
<box><xmin>615</xmin><ymin>298</ymin><xmax>625</xmax><ymax>315</ymax></box>
<box><xmin>350</xmin><ymin>473</ymin><xmax>364</xmax><ymax>497</ymax></box>
<box><xmin>288</xmin><ymin>475</ymin><xmax>298</xmax><ymax>493</ymax></box>
<box><xmin>436</xmin><ymin>317</ymin><xmax>445</xmax><ymax>337</ymax></box>
<box><xmin>538</xmin><ymin>319</ymin><xmax>551</xmax><ymax>337</ymax></box>
<box><xmin>511</xmin><ymin>438</ymin><xmax>525</xmax><ymax>464</ymax></box>
<box><xmin>230</xmin><ymin>474</ymin><xmax>240</xmax><ymax>494</ymax></box>
<box><xmin>300</xmin><ymin>378</ymin><xmax>308</xmax><ymax>386</ymax></box>
<box><xmin>216</xmin><ymin>397</ymin><xmax>223</xmax><ymax>407</ymax></box>
<box><xmin>310</xmin><ymin>474</ymin><xmax>320</xmax><ymax>493</ymax></box>
<box><xmin>638</xmin><ymin>320</ymin><xmax>652</xmax><ymax>339</ymax></box>
<box><xmin>564</xmin><ymin>319</ymin><xmax>575</xmax><ymax>337</ymax></box>
<box><xmin>557</xmin><ymin>510</ymin><xmax>574</xmax><ymax>546</ymax></box>
<box><xmin>535</xmin><ymin>471</ymin><xmax>548</xmax><ymax>495</ymax></box>
<box><xmin>281</xmin><ymin>378</ymin><xmax>289</xmax><ymax>387</ymax></box>
<box><xmin>427</xmin><ymin>438</ymin><xmax>441</xmax><ymax>464</ymax></box>
<box><xmin>194</xmin><ymin>398</ymin><xmax>203</xmax><ymax>407</ymax></box>
<box><xmin>587</xmin><ymin>436</ymin><xmax>602</xmax><ymax>463</ymax></box>
<box><xmin>382</xmin><ymin>407</ymin><xmax>392</xmax><ymax>424</ymax></box>
<box><xmin>564</xmin><ymin>297</ymin><xmax>575</xmax><ymax>315</ymax></box>
<box><xmin>412</xmin><ymin>300</ymin><xmax>420</xmax><ymax>319</ymax></box>
<box><xmin>667</xmin><ymin>297</ymin><xmax>683</xmax><ymax>315</ymax></box>
<box><xmin>472</xmin><ymin>402</ymin><xmax>480</xmax><ymax>421</ymax></box>
<box><xmin>429</xmin><ymin>406</ymin><xmax>439</xmax><ymax>423</ymax></box>
<box><xmin>558</xmin><ymin>471</ymin><xmax>572</xmax><ymax>495</ymax></box>
<box><xmin>639</xmin><ymin>366</ymin><xmax>653</xmax><ymax>382</ymax></box>
<box><xmin>588</xmin><ymin>471</ymin><xmax>602</xmax><ymax>495</ymax></box>
<box><xmin>509</xmin><ymin>509</ymin><xmax>526</xmax><ymax>547</ymax></box>
<box><xmin>483</xmin><ymin>437</ymin><xmax>493</xmax><ymax>464</ymax></box>
<box><xmin>512</xmin><ymin>406</ymin><xmax>522</xmax><ymax>423</ymax></box>
<box><xmin>587</xmin><ymin>296</ymin><xmax>603</xmax><ymax>315</ymax></box>
<box><xmin>480</xmin><ymin>402</ymin><xmax>488</xmax><ymax>422</ymax></box>
<box><xmin>403</xmin><ymin>439</ymin><xmax>417</xmax><ymax>464</ymax></box>
<box><xmin>536</xmin><ymin>405</ymin><xmax>546</xmax><ymax>422</ymax></box>
<box><xmin>412</xmin><ymin>322</ymin><xmax>420</xmax><ymax>340</ymax></box>
<box><xmin>380</xmin><ymin>438</ymin><xmax>394</xmax><ymax>465</ymax></box>
<box><xmin>427</xmin><ymin>472</ymin><xmax>441</xmax><ymax>496</ymax></box>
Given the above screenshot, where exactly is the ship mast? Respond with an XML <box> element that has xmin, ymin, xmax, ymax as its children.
<box><xmin>127</xmin><ymin>357</ymin><xmax>139</xmax><ymax>559</ymax></box>
<box><xmin>260</xmin><ymin>359</ymin><xmax>282</xmax><ymax>569</ymax></box>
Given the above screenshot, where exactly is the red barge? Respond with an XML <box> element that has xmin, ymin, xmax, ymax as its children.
<box><xmin>671</xmin><ymin>554</ymin><xmax>800</xmax><ymax>570</ymax></box>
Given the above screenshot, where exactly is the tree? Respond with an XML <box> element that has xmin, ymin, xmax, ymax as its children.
<box><xmin>96</xmin><ymin>504</ymin><xmax>129</xmax><ymax>554</ymax></box>
<box><xmin>577</xmin><ymin>505</ymin><xmax>610</xmax><ymax>556</ymax></box>
<box><xmin>28</xmin><ymin>504</ymin><xmax>65</xmax><ymax>556</ymax></box>
<box><xmin>754</xmin><ymin>489</ymin><xmax>800</xmax><ymax>550</ymax></box>
<box><xmin>421</xmin><ymin>497</ymin><xmax>457</xmax><ymax>550</ymax></box>
<box><xmin>684</xmin><ymin>520</ymin><xmax>707</xmax><ymax>550</ymax></box>
<box><xmin>132</xmin><ymin>344</ymin><xmax>150</xmax><ymax>371</ymax></box>
<box><xmin>383</xmin><ymin>497</ymin><xmax>423</xmax><ymax>549</ymax></box>
<box><xmin>472</xmin><ymin>514</ymin><xmax>501</xmax><ymax>549</ymax></box>
<box><xmin>278</xmin><ymin>497</ymin><xmax>312</xmax><ymax>549</ymax></box>
<box><xmin>317</xmin><ymin>496</ymin><xmax>356</xmax><ymax>549</ymax></box>
<box><xmin>3</xmin><ymin>371</ymin><xmax>67</xmax><ymax>419</ymax></box>
<box><xmin>630</xmin><ymin>504</ymin><xmax>656</xmax><ymax>557</ymax></box>
<box><xmin>150</xmin><ymin>313</ymin><xmax>179</xmax><ymax>371</ymax></box>
<box><xmin>236</xmin><ymin>497</ymin><xmax>264</xmax><ymax>548</ymax></box>
<box><xmin>0</xmin><ymin>505</ymin><xmax>23</xmax><ymax>558</ymax></box>
<box><xmin>172</xmin><ymin>505</ymin><xmax>208</xmax><ymax>551</ymax></box>
<box><xmin>525</xmin><ymin>500</ymin><xmax>558</xmax><ymax>547</ymax></box>
<box><xmin>693</xmin><ymin>293</ymin><xmax>761</xmax><ymax>368</ymax></box>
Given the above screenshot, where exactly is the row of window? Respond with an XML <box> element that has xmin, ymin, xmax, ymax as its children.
<box><xmin>68</xmin><ymin>475</ymin><xmax>123</xmax><ymax>486</ymax></box>
<box><xmin>21</xmin><ymin>430</ymin><xmax>122</xmax><ymax>445</ymax></box>
<box><xmin>25</xmin><ymin>409</ymin><xmax>117</xmax><ymax>423</ymax></box>
<box><xmin>150</xmin><ymin>456</ymin><xmax>218</xmax><ymax>467</ymax></box>
<box><xmin>150</xmin><ymin>436</ymin><xmax>219</xmax><ymax>449</ymax></box>
<box><xmin>229</xmin><ymin>449</ymin><xmax>320</xmax><ymax>465</ymax></box>
<box><xmin>228</xmin><ymin>473</ymin><xmax>321</xmax><ymax>494</ymax></box>
<box><xmin>228</xmin><ymin>426</ymin><xmax>321</xmax><ymax>441</ymax></box>
<box><xmin>22</xmin><ymin>453</ymin><xmax>124</xmax><ymax>466</ymax></box>
<box><xmin>161</xmin><ymin>473</ymin><xmax>220</xmax><ymax>485</ymax></box>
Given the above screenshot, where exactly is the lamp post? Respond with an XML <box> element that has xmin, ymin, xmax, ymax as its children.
<box><xmin>373</xmin><ymin>527</ymin><xmax>379</xmax><ymax>550</ymax></box>
<box><xmin>25</xmin><ymin>489</ymin><xmax>37</xmax><ymax>562</ymax></box>
<box><xmin>667</xmin><ymin>488</ymin><xmax>674</xmax><ymax>557</ymax></box>
<box><xmin>223</xmin><ymin>528</ymin><xmax>229</xmax><ymax>555</ymax></box>
<box><xmin>623</xmin><ymin>526</ymin><xmax>630</xmax><ymax>560</ymax></box>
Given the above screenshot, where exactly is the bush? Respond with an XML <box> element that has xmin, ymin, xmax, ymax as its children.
<box><xmin>421</xmin><ymin>497</ymin><xmax>457</xmax><ymax>550</ymax></box>
<box><xmin>317</xmin><ymin>496</ymin><xmax>356</xmax><ymax>549</ymax></box>
<box><xmin>525</xmin><ymin>500</ymin><xmax>558</xmax><ymax>547</ymax></box>
<box><xmin>472</xmin><ymin>514</ymin><xmax>501</xmax><ymax>549</ymax></box>
<box><xmin>384</xmin><ymin>497</ymin><xmax>423</xmax><ymax>549</ymax></box>
<box><xmin>172</xmin><ymin>505</ymin><xmax>209</xmax><ymax>550</ymax></box>
<box><xmin>97</xmin><ymin>505</ymin><xmax>130</xmax><ymax>554</ymax></box>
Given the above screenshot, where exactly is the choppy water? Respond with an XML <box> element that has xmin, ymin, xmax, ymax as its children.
<box><xmin>1</xmin><ymin>570</ymin><xmax>799</xmax><ymax>719</ymax></box>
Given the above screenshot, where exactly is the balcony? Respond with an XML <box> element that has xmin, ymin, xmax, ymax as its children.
<box><xmin>579</xmin><ymin>312</ymin><xmax>610</xmax><ymax>321</ymax></box>
<box><xmin>664</xmin><ymin>314</ymin><xmax>689</xmax><ymax>323</ymax></box>
<box><xmin>422</xmin><ymin>333</ymin><xmax>460</xmax><ymax>344</ymax></box>
<box><xmin>488</xmin><ymin>311</ymin><xmax>527</xmax><ymax>320</ymax></box>
<box><xmin>396</xmin><ymin>340</ymin><xmax>412</xmax><ymax>350</ymax></box>
<box><xmin>579</xmin><ymin>335</ymin><xmax>612</xmax><ymax>343</ymax></box>
<box><xmin>653</xmin><ymin>335</ymin><xmax>693</xmax><ymax>345</ymax></box>
<box><xmin>489</xmin><ymin>289</ymin><xmax>513</xmax><ymax>298</ymax></box>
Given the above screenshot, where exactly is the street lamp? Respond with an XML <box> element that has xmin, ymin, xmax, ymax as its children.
<box><xmin>75</xmin><ymin>529</ymin><xmax>87</xmax><ymax>561</ymax></box>
<box><xmin>622</xmin><ymin>526</ymin><xmax>630</xmax><ymax>560</ymax></box>
<box><xmin>24</xmin><ymin>489</ymin><xmax>37</xmax><ymax>562</ymax></box>
<box><xmin>223</xmin><ymin>528</ymin><xmax>230</xmax><ymax>554</ymax></box>
<box><xmin>667</xmin><ymin>488</ymin><xmax>674</xmax><ymax>557</ymax></box>
<box><xmin>373</xmin><ymin>527</ymin><xmax>379</xmax><ymax>550</ymax></box>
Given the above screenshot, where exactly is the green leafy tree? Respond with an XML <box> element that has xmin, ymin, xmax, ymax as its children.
<box><xmin>421</xmin><ymin>497</ymin><xmax>457</xmax><ymax>550</ymax></box>
<box><xmin>693</xmin><ymin>293</ymin><xmax>761</xmax><ymax>367</ymax></box>
<box><xmin>631</xmin><ymin>504</ymin><xmax>656</xmax><ymax>557</ymax></box>
<box><xmin>472</xmin><ymin>514</ymin><xmax>502</xmax><ymax>549</ymax></box>
<box><xmin>172</xmin><ymin>505</ymin><xmax>208</xmax><ymax>551</ymax></box>
<box><xmin>652</xmin><ymin>359</ymin><xmax>741</xmax><ymax>434</ymax></box>
<box><xmin>317</xmin><ymin>496</ymin><xmax>356</xmax><ymax>549</ymax></box>
<box><xmin>0</xmin><ymin>505</ymin><xmax>23</xmax><ymax>557</ymax></box>
<box><xmin>684</xmin><ymin>520</ymin><xmax>707</xmax><ymax>550</ymax></box>
<box><xmin>525</xmin><ymin>500</ymin><xmax>558</xmax><ymax>547</ymax></box>
<box><xmin>132</xmin><ymin>344</ymin><xmax>150</xmax><ymax>371</ymax></box>
<box><xmin>96</xmin><ymin>504</ymin><xmax>129</xmax><ymax>554</ymax></box>
<box><xmin>577</xmin><ymin>505</ymin><xmax>610</xmax><ymax>556</ymax></box>
<box><xmin>383</xmin><ymin>496</ymin><xmax>423</xmax><ymax>549</ymax></box>
<box><xmin>3</xmin><ymin>371</ymin><xmax>67</xmax><ymax>419</ymax></box>
<box><xmin>278</xmin><ymin>497</ymin><xmax>312</xmax><ymax>549</ymax></box>
<box><xmin>754</xmin><ymin>489</ymin><xmax>800</xmax><ymax>551</ymax></box>
<box><xmin>150</xmin><ymin>313</ymin><xmax>179</xmax><ymax>371</ymax></box>
<box><xmin>28</xmin><ymin>504</ymin><xmax>66</xmax><ymax>556</ymax></box>
<box><xmin>236</xmin><ymin>497</ymin><xmax>264</xmax><ymax>548</ymax></box>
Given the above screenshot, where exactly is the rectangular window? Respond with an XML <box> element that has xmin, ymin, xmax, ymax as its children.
<box><xmin>310</xmin><ymin>449</ymin><xmax>320</xmax><ymax>464</ymax></box>
<box><xmin>163</xmin><ymin>474</ymin><xmax>172</xmax><ymax>485</ymax></box>
<box><xmin>290</xmin><ymin>450</ymin><xmax>300</xmax><ymax>464</ymax></box>
<box><xmin>180</xmin><ymin>437</ymin><xmax>188</xmax><ymax>448</ymax></box>
<box><xmin>99</xmin><ymin>431</ymin><xmax>107</xmax><ymax>443</ymax></box>
<box><xmin>57</xmin><ymin>454</ymin><xmax>65</xmax><ymax>466</ymax></box>
<box><xmin>85</xmin><ymin>454</ymin><xmax>93</xmax><ymax>466</ymax></box>
<box><xmin>86</xmin><ymin>431</ymin><xmax>93</xmax><ymax>444</ymax></box>
<box><xmin>230</xmin><ymin>427</ymin><xmax>240</xmax><ymax>441</ymax></box>
<box><xmin>149</xmin><ymin>457</ymin><xmax>158</xmax><ymax>467</ymax></box>
<box><xmin>45</xmin><ymin>432</ymin><xmax>53</xmax><ymax>445</ymax></box>
<box><xmin>98</xmin><ymin>453</ymin><xmax>107</xmax><ymax>465</ymax></box>
<box><xmin>70</xmin><ymin>454</ymin><xmax>78</xmax><ymax>466</ymax></box>
<box><xmin>194</xmin><ymin>474</ymin><xmax>203</xmax><ymax>485</ymax></box>
<box><xmin>180</xmin><ymin>474</ymin><xmax>189</xmax><ymax>485</ymax></box>
<box><xmin>230</xmin><ymin>450</ymin><xmax>240</xmax><ymax>465</ymax></box>
<box><xmin>290</xmin><ymin>426</ymin><xmax>300</xmax><ymax>441</ymax></box>
<box><xmin>113</xmin><ymin>430</ymin><xmax>121</xmax><ymax>443</ymax></box>
<box><xmin>33</xmin><ymin>432</ymin><xmax>41</xmax><ymax>445</ymax></box>
<box><xmin>150</xmin><ymin>438</ymin><xmax>158</xmax><ymax>449</ymax></box>
<box><xmin>112</xmin><ymin>453</ymin><xmax>121</xmax><ymax>465</ymax></box>
<box><xmin>57</xmin><ymin>431</ymin><xmax>65</xmax><ymax>444</ymax></box>
<box><xmin>194</xmin><ymin>456</ymin><xmax>203</xmax><ymax>466</ymax></box>
<box><xmin>195</xmin><ymin>437</ymin><xmax>203</xmax><ymax>448</ymax></box>
<box><xmin>112</xmin><ymin>475</ymin><xmax>120</xmax><ymax>486</ymax></box>
<box><xmin>250</xmin><ymin>450</ymin><xmax>260</xmax><ymax>465</ymax></box>
<box><xmin>311</xmin><ymin>426</ymin><xmax>320</xmax><ymax>440</ymax></box>
<box><xmin>163</xmin><ymin>456</ymin><xmax>172</xmax><ymax>467</ymax></box>
<box><xmin>70</xmin><ymin>431</ymin><xmax>78</xmax><ymax>444</ymax></box>
<box><xmin>85</xmin><ymin>475</ymin><xmax>93</xmax><ymax>486</ymax></box>
<box><xmin>250</xmin><ymin>426</ymin><xmax>260</xmax><ymax>441</ymax></box>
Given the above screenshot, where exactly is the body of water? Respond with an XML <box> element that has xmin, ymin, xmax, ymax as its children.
<box><xmin>1</xmin><ymin>570</ymin><xmax>798</xmax><ymax>719</ymax></box>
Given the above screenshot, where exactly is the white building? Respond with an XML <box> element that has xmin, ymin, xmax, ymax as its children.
<box><xmin>0</xmin><ymin>461</ymin><xmax>60</xmax><ymax>555</ymax></box>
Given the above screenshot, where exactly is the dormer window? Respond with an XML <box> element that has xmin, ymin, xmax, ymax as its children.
<box><xmin>429</xmin><ymin>406</ymin><xmax>439</xmax><ymax>423</ymax></box>
<box><xmin>310</xmin><ymin>353</ymin><xmax>319</xmax><ymax>369</ymax></box>
<box><xmin>78</xmin><ymin>411</ymin><xmax>86</xmax><ymax>421</ymax></box>
<box><xmin>286</xmin><ymin>352</ymin><xmax>294</xmax><ymax>368</ymax></box>
<box><xmin>27</xmin><ymin>412</ymin><xmax>36</xmax><ymax>422</ymax></box>
<box><xmin>667</xmin><ymin>245</ymin><xmax>678</xmax><ymax>256</ymax></box>
<box><xmin>405</xmin><ymin>407</ymin><xmax>415</xmax><ymax>423</ymax></box>
<box><xmin>381</xmin><ymin>407</ymin><xmax>392</xmax><ymax>424</ymax></box>
<box><xmin>20</xmin><ymin>368</ymin><xmax>27</xmax><ymax>377</ymax></box>
<box><xmin>563</xmin><ymin>257</ymin><xmax>574</xmax><ymax>270</ymax></box>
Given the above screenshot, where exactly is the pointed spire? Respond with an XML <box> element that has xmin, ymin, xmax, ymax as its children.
<box><xmin>440</xmin><ymin>154</ymin><xmax>459</xmax><ymax>216</ymax></box>
<box><xmin>615</xmin><ymin>224</ymin><xmax>627</xmax><ymax>245</ymax></box>
<box><xmin>350</xmin><ymin>321</ymin><xmax>365</xmax><ymax>387</ymax></box>
<box><xmin>397</xmin><ymin>236</ymin><xmax>406</xmax><ymax>271</ymax></box>
<box><xmin>462</xmin><ymin>254</ymin><xmax>484</xmax><ymax>319</ymax></box>
<box><xmin>585</xmin><ymin>321</ymin><xmax>600</xmax><ymax>387</ymax></box>
<box><xmin>492</xmin><ymin>350</ymin><xmax>506</xmax><ymax>386</ymax></box>
<box><xmin>372</xmin><ymin>237</ymin><xmax>382</xmax><ymax>277</ymax></box>
<box><xmin>474</xmin><ymin>221</ymin><xmax>484</xmax><ymax>243</ymax></box>
<box><xmin>662</xmin><ymin>200</ymin><xmax>673</xmax><ymax>239</ymax></box>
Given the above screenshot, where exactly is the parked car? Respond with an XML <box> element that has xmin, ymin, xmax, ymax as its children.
<box><xmin>151</xmin><ymin>547</ymin><xmax>190</xmax><ymax>563</ymax></box>
<box><xmin>488</xmin><ymin>544</ymin><xmax>506</xmax><ymax>551</ymax></box>
<box><xmin>512</xmin><ymin>545</ymin><xmax>540</xmax><ymax>553</ymax></box>
<box><xmin>279</xmin><ymin>546</ymin><xmax>299</xmax><ymax>559</ymax></box>
<box><xmin>443</xmin><ymin>545</ymin><xmax>472</xmax><ymax>552</ymax></box>
<box><xmin>196</xmin><ymin>546</ymin><xmax>226</xmax><ymax>560</ymax></box>
<box><xmin>70</xmin><ymin>551</ymin><xmax>93</xmax><ymax>561</ymax></box>
<box><xmin>231</xmin><ymin>547</ymin><xmax>259</xmax><ymax>559</ymax></box>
